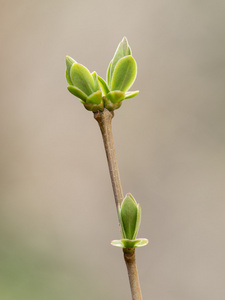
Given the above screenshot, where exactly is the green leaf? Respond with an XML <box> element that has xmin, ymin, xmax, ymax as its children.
<box><xmin>132</xmin><ymin>204</ymin><xmax>141</xmax><ymax>240</ymax></box>
<box><xmin>118</xmin><ymin>205</ymin><xmax>126</xmax><ymax>239</ymax></box>
<box><xmin>66</xmin><ymin>70</ymin><xmax>73</xmax><ymax>85</ymax></box>
<box><xmin>135</xmin><ymin>239</ymin><xmax>149</xmax><ymax>247</ymax></box>
<box><xmin>128</xmin><ymin>46</ymin><xmax>132</xmax><ymax>56</ymax></box>
<box><xmin>105</xmin><ymin>91</ymin><xmax>125</xmax><ymax>103</ymax></box>
<box><xmin>111</xmin><ymin>56</ymin><xmax>137</xmax><ymax>92</ymax></box>
<box><xmin>79</xmin><ymin>99</ymin><xmax>85</xmax><ymax>104</ymax></box>
<box><xmin>65</xmin><ymin>56</ymin><xmax>75</xmax><ymax>82</ymax></box>
<box><xmin>109</xmin><ymin>37</ymin><xmax>131</xmax><ymax>87</ymax></box>
<box><xmin>98</xmin><ymin>75</ymin><xmax>110</xmax><ymax>96</ymax></box>
<box><xmin>86</xmin><ymin>90</ymin><xmax>102</xmax><ymax>105</ymax></box>
<box><xmin>67</xmin><ymin>86</ymin><xmax>88</xmax><ymax>101</ymax></box>
<box><xmin>111</xmin><ymin>240</ymin><xmax>124</xmax><ymax>248</ymax></box>
<box><xmin>125</xmin><ymin>91</ymin><xmax>139</xmax><ymax>99</ymax></box>
<box><xmin>120</xmin><ymin>193</ymin><xmax>138</xmax><ymax>240</ymax></box>
<box><xmin>92</xmin><ymin>72</ymin><xmax>100</xmax><ymax>92</ymax></box>
<box><xmin>106</xmin><ymin>60</ymin><xmax>112</xmax><ymax>87</ymax></box>
<box><xmin>70</xmin><ymin>63</ymin><xmax>95</xmax><ymax>96</ymax></box>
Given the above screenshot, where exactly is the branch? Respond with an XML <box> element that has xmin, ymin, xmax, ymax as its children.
<box><xmin>124</xmin><ymin>248</ymin><xmax>142</xmax><ymax>300</ymax></box>
<box><xmin>94</xmin><ymin>109</ymin><xmax>143</xmax><ymax>300</ymax></box>
<box><xmin>94</xmin><ymin>109</ymin><xmax>123</xmax><ymax>208</ymax></box>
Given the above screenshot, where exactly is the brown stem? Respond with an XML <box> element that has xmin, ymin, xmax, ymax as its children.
<box><xmin>124</xmin><ymin>249</ymin><xmax>143</xmax><ymax>300</ymax></box>
<box><xmin>94</xmin><ymin>109</ymin><xmax>123</xmax><ymax>208</ymax></box>
<box><xmin>94</xmin><ymin>109</ymin><xmax>143</xmax><ymax>300</ymax></box>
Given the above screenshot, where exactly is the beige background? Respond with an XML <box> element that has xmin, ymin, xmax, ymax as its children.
<box><xmin>1</xmin><ymin>0</ymin><xmax>225</xmax><ymax>299</ymax></box>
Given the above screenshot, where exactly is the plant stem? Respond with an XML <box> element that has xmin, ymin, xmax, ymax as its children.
<box><xmin>94</xmin><ymin>109</ymin><xmax>143</xmax><ymax>300</ymax></box>
<box><xmin>124</xmin><ymin>248</ymin><xmax>142</xmax><ymax>300</ymax></box>
<box><xmin>94</xmin><ymin>109</ymin><xmax>123</xmax><ymax>208</ymax></box>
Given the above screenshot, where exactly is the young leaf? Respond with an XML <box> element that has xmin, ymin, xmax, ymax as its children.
<box><xmin>118</xmin><ymin>205</ymin><xmax>126</xmax><ymax>239</ymax></box>
<box><xmin>105</xmin><ymin>91</ymin><xmax>125</xmax><ymax>103</ymax></box>
<box><xmin>86</xmin><ymin>90</ymin><xmax>102</xmax><ymax>105</ymax></box>
<box><xmin>65</xmin><ymin>56</ymin><xmax>76</xmax><ymax>82</ymax></box>
<box><xmin>106</xmin><ymin>60</ymin><xmax>112</xmax><ymax>87</ymax></box>
<box><xmin>111</xmin><ymin>240</ymin><xmax>124</xmax><ymax>248</ymax></box>
<box><xmin>135</xmin><ymin>239</ymin><xmax>149</xmax><ymax>247</ymax></box>
<box><xmin>92</xmin><ymin>72</ymin><xmax>100</xmax><ymax>92</ymax></box>
<box><xmin>132</xmin><ymin>204</ymin><xmax>141</xmax><ymax>240</ymax></box>
<box><xmin>120</xmin><ymin>193</ymin><xmax>138</xmax><ymax>240</ymax></box>
<box><xmin>66</xmin><ymin>70</ymin><xmax>73</xmax><ymax>85</ymax></box>
<box><xmin>70</xmin><ymin>63</ymin><xmax>95</xmax><ymax>96</ymax></box>
<box><xmin>111</xmin><ymin>56</ymin><xmax>137</xmax><ymax>92</ymax></box>
<box><xmin>98</xmin><ymin>75</ymin><xmax>110</xmax><ymax>96</ymax></box>
<box><xmin>125</xmin><ymin>91</ymin><xmax>139</xmax><ymax>99</ymax></box>
<box><xmin>110</xmin><ymin>37</ymin><xmax>131</xmax><ymax>84</ymax></box>
<box><xmin>67</xmin><ymin>86</ymin><xmax>88</xmax><ymax>101</ymax></box>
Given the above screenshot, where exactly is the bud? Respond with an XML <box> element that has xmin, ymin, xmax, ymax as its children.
<box><xmin>98</xmin><ymin>37</ymin><xmax>139</xmax><ymax>111</ymax></box>
<box><xmin>65</xmin><ymin>56</ymin><xmax>103</xmax><ymax>112</ymax></box>
<box><xmin>111</xmin><ymin>193</ymin><xmax>149</xmax><ymax>249</ymax></box>
<box><xmin>119</xmin><ymin>193</ymin><xmax>141</xmax><ymax>240</ymax></box>
<box><xmin>65</xmin><ymin>37</ymin><xmax>139</xmax><ymax>112</ymax></box>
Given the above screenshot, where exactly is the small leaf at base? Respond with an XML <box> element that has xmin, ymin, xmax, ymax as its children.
<box><xmin>92</xmin><ymin>72</ymin><xmax>100</xmax><ymax>92</ymax></box>
<box><xmin>125</xmin><ymin>91</ymin><xmax>139</xmax><ymax>99</ymax></box>
<box><xmin>105</xmin><ymin>91</ymin><xmax>125</xmax><ymax>103</ymax></box>
<box><xmin>67</xmin><ymin>86</ymin><xmax>88</xmax><ymax>101</ymax></box>
<box><xmin>111</xmin><ymin>238</ymin><xmax>149</xmax><ymax>249</ymax></box>
<box><xmin>86</xmin><ymin>90</ymin><xmax>102</xmax><ymax>105</ymax></box>
<box><xmin>98</xmin><ymin>75</ymin><xmax>110</xmax><ymax>96</ymax></box>
<box><xmin>111</xmin><ymin>240</ymin><xmax>124</xmax><ymax>248</ymax></box>
<box><xmin>66</xmin><ymin>70</ymin><xmax>73</xmax><ymax>85</ymax></box>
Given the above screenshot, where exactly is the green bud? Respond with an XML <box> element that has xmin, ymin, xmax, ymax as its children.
<box><xmin>111</xmin><ymin>193</ymin><xmax>148</xmax><ymax>249</ymax></box>
<box><xmin>103</xmin><ymin>90</ymin><xmax>124</xmax><ymax>111</ymax></box>
<box><xmin>103</xmin><ymin>37</ymin><xmax>139</xmax><ymax>110</ymax></box>
<box><xmin>65</xmin><ymin>37</ymin><xmax>139</xmax><ymax>112</ymax></box>
<box><xmin>119</xmin><ymin>193</ymin><xmax>141</xmax><ymax>240</ymax></box>
<box><xmin>103</xmin><ymin>97</ymin><xmax>122</xmax><ymax>111</ymax></box>
<box><xmin>107</xmin><ymin>37</ymin><xmax>131</xmax><ymax>88</ymax></box>
<box><xmin>65</xmin><ymin>56</ymin><xmax>103</xmax><ymax>112</ymax></box>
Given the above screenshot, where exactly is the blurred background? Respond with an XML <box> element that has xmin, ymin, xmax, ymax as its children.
<box><xmin>1</xmin><ymin>0</ymin><xmax>225</xmax><ymax>299</ymax></box>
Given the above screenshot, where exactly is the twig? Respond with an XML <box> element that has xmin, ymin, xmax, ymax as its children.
<box><xmin>94</xmin><ymin>109</ymin><xmax>123</xmax><ymax>209</ymax></box>
<box><xmin>124</xmin><ymin>248</ymin><xmax>142</xmax><ymax>300</ymax></box>
<box><xmin>94</xmin><ymin>109</ymin><xmax>143</xmax><ymax>300</ymax></box>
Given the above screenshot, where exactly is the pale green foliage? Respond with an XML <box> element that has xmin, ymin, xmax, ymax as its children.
<box><xmin>70</xmin><ymin>63</ymin><xmax>95</xmax><ymax>95</ymax></box>
<box><xmin>107</xmin><ymin>36</ymin><xmax>131</xmax><ymax>88</ymax></box>
<box><xmin>111</xmin><ymin>56</ymin><xmax>137</xmax><ymax>92</ymax></box>
<box><xmin>66</xmin><ymin>57</ymin><xmax>104</xmax><ymax>111</ymax></box>
<box><xmin>65</xmin><ymin>37</ymin><xmax>139</xmax><ymax>112</ymax></box>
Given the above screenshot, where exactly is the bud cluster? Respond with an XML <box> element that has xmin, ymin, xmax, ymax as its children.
<box><xmin>65</xmin><ymin>37</ymin><xmax>139</xmax><ymax>112</ymax></box>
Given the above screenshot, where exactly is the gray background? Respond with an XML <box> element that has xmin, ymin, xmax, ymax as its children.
<box><xmin>1</xmin><ymin>0</ymin><xmax>225</xmax><ymax>299</ymax></box>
